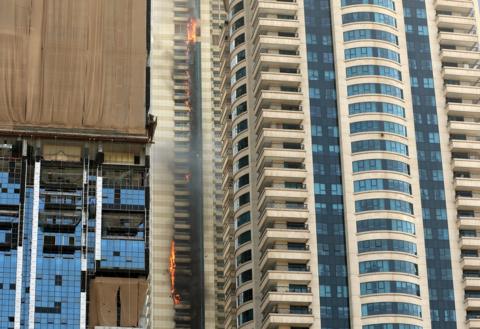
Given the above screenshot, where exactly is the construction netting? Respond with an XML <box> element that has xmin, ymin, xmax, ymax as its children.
<box><xmin>89</xmin><ymin>277</ymin><xmax>148</xmax><ymax>327</ymax></box>
<box><xmin>0</xmin><ymin>0</ymin><xmax>147</xmax><ymax>135</ymax></box>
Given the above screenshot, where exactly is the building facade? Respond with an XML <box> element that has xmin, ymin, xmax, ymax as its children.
<box><xmin>219</xmin><ymin>0</ymin><xmax>480</xmax><ymax>328</ymax></box>
<box><xmin>0</xmin><ymin>1</ymin><xmax>151</xmax><ymax>328</ymax></box>
<box><xmin>149</xmin><ymin>0</ymin><xmax>225</xmax><ymax>328</ymax></box>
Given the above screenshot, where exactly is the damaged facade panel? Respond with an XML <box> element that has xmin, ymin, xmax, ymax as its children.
<box><xmin>0</xmin><ymin>0</ymin><xmax>147</xmax><ymax>136</ymax></box>
<box><xmin>0</xmin><ymin>138</ymin><xmax>150</xmax><ymax>329</ymax></box>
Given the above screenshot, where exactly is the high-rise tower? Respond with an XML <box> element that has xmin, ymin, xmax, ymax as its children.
<box><xmin>219</xmin><ymin>0</ymin><xmax>480</xmax><ymax>327</ymax></box>
<box><xmin>149</xmin><ymin>0</ymin><xmax>225</xmax><ymax>328</ymax></box>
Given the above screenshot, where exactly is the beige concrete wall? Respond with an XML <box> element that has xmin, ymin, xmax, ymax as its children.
<box><xmin>150</xmin><ymin>0</ymin><xmax>176</xmax><ymax>327</ymax></box>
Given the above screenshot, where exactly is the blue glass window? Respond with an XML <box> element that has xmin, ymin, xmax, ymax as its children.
<box><xmin>350</xmin><ymin>121</ymin><xmax>407</xmax><ymax>136</ymax></box>
<box><xmin>357</xmin><ymin>218</ymin><xmax>415</xmax><ymax>234</ymax></box>
<box><xmin>361</xmin><ymin>281</ymin><xmax>420</xmax><ymax>296</ymax></box>
<box><xmin>349</xmin><ymin>102</ymin><xmax>405</xmax><ymax>117</ymax></box>
<box><xmin>355</xmin><ymin>198</ymin><xmax>414</xmax><ymax>214</ymax></box>
<box><xmin>363</xmin><ymin>325</ymin><xmax>422</xmax><ymax>329</ymax></box>
<box><xmin>353</xmin><ymin>159</ymin><xmax>409</xmax><ymax>174</ymax></box>
<box><xmin>351</xmin><ymin>140</ymin><xmax>409</xmax><ymax>155</ymax></box>
<box><xmin>344</xmin><ymin>29</ymin><xmax>398</xmax><ymax>44</ymax></box>
<box><xmin>347</xmin><ymin>83</ymin><xmax>403</xmax><ymax>98</ymax></box>
<box><xmin>358</xmin><ymin>239</ymin><xmax>417</xmax><ymax>254</ymax></box>
<box><xmin>341</xmin><ymin>0</ymin><xmax>395</xmax><ymax>10</ymax></box>
<box><xmin>342</xmin><ymin>12</ymin><xmax>397</xmax><ymax>27</ymax></box>
<box><xmin>361</xmin><ymin>302</ymin><xmax>422</xmax><ymax>317</ymax></box>
<box><xmin>354</xmin><ymin>178</ymin><xmax>411</xmax><ymax>194</ymax></box>
<box><xmin>347</xmin><ymin>65</ymin><xmax>401</xmax><ymax>80</ymax></box>
<box><xmin>360</xmin><ymin>260</ymin><xmax>418</xmax><ymax>274</ymax></box>
<box><xmin>345</xmin><ymin>47</ymin><xmax>400</xmax><ymax>62</ymax></box>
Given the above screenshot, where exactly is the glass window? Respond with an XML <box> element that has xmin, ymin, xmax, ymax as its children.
<box><xmin>361</xmin><ymin>302</ymin><xmax>422</xmax><ymax>317</ymax></box>
<box><xmin>342</xmin><ymin>12</ymin><xmax>397</xmax><ymax>27</ymax></box>
<box><xmin>237</xmin><ymin>309</ymin><xmax>253</xmax><ymax>326</ymax></box>
<box><xmin>347</xmin><ymin>83</ymin><xmax>403</xmax><ymax>99</ymax></box>
<box><xmin>359</xmin><ymin>260</ymin><xmax>418</xmax><ymax>275</ymax></box>
<box><xmin>354</xmin><ymin>178</ymin><xmax>411</xmax><ymax>194</ymax></box>
<box><xmin>358</xmin><ymin>239</ymin><xmax>417</xmax><ymax>255</ymax></box>
<box><xmin>351</xmin><ymin>140</ymin><xmax>409</xmax><ymax>155</ymax></box>
<box><xmin>360</xmin><ymin>281</ymin><xmax>420</xmax><ymax>296</ymax></box>
<box><xmin>349</xmin><ymin>102</ymin><xmax>405</xmax><ymax>117</ymax></box>
<box><xmin>357</xmin><ymin>218</ymin><xmax>415</xmax><ymax>234</ymax></box>
<box><xmin>350</xmin><ymin>121</ymin><xmax>407</xmax><ymax>136</ymax></box>
<box><xmin>355</xmin><ymin>198</ymin><xmax>414</xmax><ymax>214</ymax></box>
<box><xmin>345</xmin><ymin>47</ymin><xmax>400</xmax><ymax>62</ymax></box>
<box><xmin>341</xmin><ymin>0</ymin><xmax>395</xmax><ymax>10</ymax></box>
<box><xmin>353</xmin><ymin>159</ymin><xmax>409</xmax><ymax>174</ymax></box>
<box><xmin>236</xmin><ymin>230</ymin><xmax>251</xmax><ymax>246</ymax></box>
<box><xmin>344</xmin><ymin>29</ymin><xmax>398</xmax><ymax>45</ymax></box>
<box><xmin>347</xmin><ymin>65</ymin><xmax>402</xmax><ymax>80</ymax></box>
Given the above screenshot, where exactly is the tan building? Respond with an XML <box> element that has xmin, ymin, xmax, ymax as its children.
<box><xmin>218</xmin><ymin>0</ymin><xmax>480</xmax><ymax>328</ymax></box>
<box><xmin>148</xmin><ymin>0</ymin><xmax>225</xmax><ymax>328</ymax></box>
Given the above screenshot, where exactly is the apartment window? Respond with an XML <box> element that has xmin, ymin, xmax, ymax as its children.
<box><xmin>355</xmin><ymin>198</ymin><xmax>414</xmax><ymax>214</ymax></box>
<box><xmin>345</xmin><ymin>47</ymin><xmax>400</xmax><ymax>62</ymax></box>
<box><xmin>349</xmin><ymin>102</ymin><xmax>405</xmax><ymax>117</ymax></box>
<box><xmin>346</xmin><ymin>65</ymin><xmax>401</xmax><ymax>80</ymax></box>
<box><xmin>342</xmin><ymin>12</ymin><xmax>397</xmax><ymax>27</ymax></box>
<box><xmin>344</xmin><ymin>29</ymin><xmax>398</xmax><ymax>45</ymax></box>
<box><xmin>341</xmin><ymin>0</ymin><xmax>395</xmax><ymax>10</ymax></box>
<box><xmin>357</xmin><ymin>218</ymin><xmax>415</xmax><ymax>234</ymax></box>
<box><xmin>359</xmin><ymin>260</ymin><xmax>418</xmax><ymax>275</ymax></box>
<box><xmin>347</xmin><ymin>83</ymin><xmax>403</xmax><ymax>99</ymax></box>
<box><xmin>236</xmin><ymin>231</ymin><xmax>251</xmax><ymax>247</ymax></box>
<box><xmin>350</xmin><ymin>120</ymin><xmax>407</xmax><ymax>136</ymax></box>
<box><xmin>237</xmin><ymin>309</ymin><xmax>253</xmax><ymax>326</ymax></box>
<box><xmin>236</xmin><ymin>211</ymin><xmax>250</xmax><ymax>228</ymax></box>
<box><xmin>358</xmin><ymin>239</ymin><xmax>417</xmax><ymax>255</ymax></box>
<box><xmin>353</xmin><ymin>159</ymin><xmax>410</xmax><ymax>174</ymax></box>
<box><xmin>230</xmin><ymin>1</ymin><xmax>244</xmax><ymax>16</ymax></box>
<box><xmin>361</xmin><ymin>302</ymin><xmax>422</xmax><ymax>317</ymax></box>
<box><xmin>351</xmin><ymin>140</ymin><xmax>409</xmax><ymax>155</ymax></box>
<box><xmin>236</xmin><ymin>250</ymin><xmax>251</xmax><ymax>265</ymax></box>
<box><xmin>354</xmin><ymin>178</ymin><xmax>411</xmax><ymax>194</ymax></box>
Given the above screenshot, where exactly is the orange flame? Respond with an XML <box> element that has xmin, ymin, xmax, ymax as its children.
<box><xmin>187</xmin><ymin>18</ymin><xmax>197</xmax><ymax>44</ymax></box>
<box><xmin>169</xmin><ymin>240</ymin><xmax>181</xmax><ymax>305</ymax></box>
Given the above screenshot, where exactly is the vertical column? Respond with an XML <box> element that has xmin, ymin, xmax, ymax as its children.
<box><xmin>80</xmin><ymin>152</ymin><xmax>88</xmax><ymax>329</ymax></box>
<box><xmin>14</xmin><ymin>140</ymin><xmax>28</xmax><ymax>329</ymax></box>
<box><xmin>95</xmin><ymin>171</ymin><xmax>102</xmax><ymax>262</ymax></box>
<box><xmin>28</xmin><ymin>161</ymin><xmax>41</xmax><ymax>329</ymax></box>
